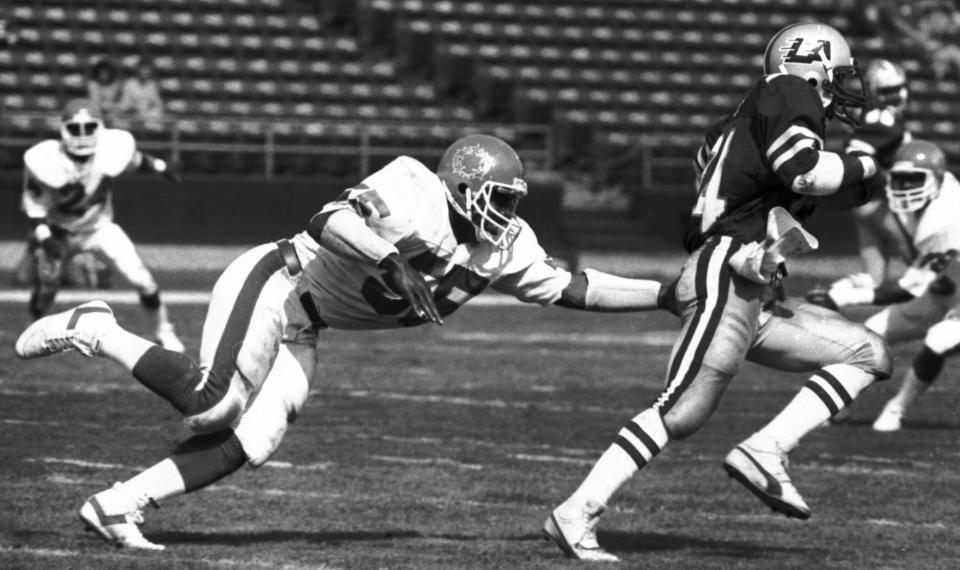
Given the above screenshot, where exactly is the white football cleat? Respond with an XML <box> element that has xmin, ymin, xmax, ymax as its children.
<box><xmin>79</xmin><ymin>483</ymin><xmax>164</xmax><ymax>551</ymax></box>
<box><xmin>15</xmin><ymin>300</ymin><xmax>115</xmax><ymax>359</ymax></box>
<box><xmin>723</xmin><ymin>436</ymin><xmax>811</xmax><ymax>520</ymax></box>
<box><xmin>543</xmin><ymin>499</ymin><xmax>619</xmax><ymax>562</ymax></box>
<box><xmin>155</xmin><ymin>323</ymin><xmax>185</xmax><ymax>353</ymax></box>
<box><xmin>872</xmin><ymin>404</ymin><xmax>903</xmax><ymax>432</ymax></box>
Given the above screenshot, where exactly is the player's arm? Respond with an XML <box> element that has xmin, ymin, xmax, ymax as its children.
<box><xmin>555</xmin><ymin>269</ymin><xmax>674</xmax><ymax>313</ymax></box>
<box><xmin>306</xmin><ymin>205</ymin><xmax>442</xmax><ymax>324</ymax></box>
<box><xmin>809</xmin><ymin>262</ymin><xmax>955</xmax><ymax>310</ymax></box>
<box><xmin>131</xmin><ymin>149</ymin><xmax>181</xmax><ymax>182</ymax></box>
<box><xmin>21</xmin><ymin>173</ymin><xmax>64</xmax><ymax>258</ymax></box>
<box><xmin>762</xmin><ymin>78</ymin><xmax>882</xmax><ymax>203</ymax></box>
<box><xmin>788</xmin><ymin>146</ymin><xmax>879</xmax><ymax>198</ymax></box>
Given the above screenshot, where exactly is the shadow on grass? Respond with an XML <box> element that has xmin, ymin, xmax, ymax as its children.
<box><xmin>830</xmin><ymin>417</ymin><xmax>960</xmax><ymax>431</ymax></box>
<box><xmin>148</xmin><ymin>527</ymin><xmax>809</xmax><ymax>560</ymax></box>
<box><xmin>598</xmin><ymin>530</ymin><xmax>811</xmax><ymax>558</ymax></box>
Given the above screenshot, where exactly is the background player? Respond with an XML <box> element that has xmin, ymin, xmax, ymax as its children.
<box><xmin>844</xmin><ymin>59</ymin><xmax>913</xmax><ymax>284</ymax></box>
<box><xmin>808</xmin><ymin>140</ymin><xmax>960</xmax><ymax>432</ymax></box>
<box><xmin>20</xmin><ymin>98</ymin><xmax>184</xmax><ymax>352</ymax></box>
<box><xmin>16</xmin><ymin>134</ymin><xmax>673</xmax><ymax>550</ymax></box>
<box><xmin>543</xmin><ymin>22</ymin><xmax>892</xmax><ymax>562</ymax></box>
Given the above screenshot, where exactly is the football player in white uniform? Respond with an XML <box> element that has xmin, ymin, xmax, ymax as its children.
<box><xmin>20</xmin><ymin>98</ymin><xmax>184</xmax><ymax>352</ymax></box>
<box><xmin>16</xmin><ymin>134</ymin><xmax>672</xmax><ymax>550</ymax></box>
<box><xmin>808</xmin><ymin>140</ymin><xmax>960</xmax><ymax>432</ymax></box>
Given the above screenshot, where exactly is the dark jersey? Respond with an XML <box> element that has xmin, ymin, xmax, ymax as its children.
<box><xmin>685</xmin><ymin>74</ymin><xmax>827</xmax><ymax>252</ymax></box>
<box><xmin>844</xmin><ymin>107</ymin><xmax>908</xmax><ymax>169</ymax></box>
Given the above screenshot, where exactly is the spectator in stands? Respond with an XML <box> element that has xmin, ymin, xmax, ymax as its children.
<box><xmin>87</xmin><ymin>58</ymin><xmax>122</xmax><ymax>122</ymax></box>
<box><xmin>117</xmin><ymin>60</ymin><xmax>165</xmax><ymax>131</ymax></box>
<box><xmin>880</xmin><ymin>0</ymin><xmax>960</xmax><ymax>79</ymax></box>
<box><xmin>0</xmin><ymin>18</ymin><xmax>18</xmax><ymax>48</ymax></box>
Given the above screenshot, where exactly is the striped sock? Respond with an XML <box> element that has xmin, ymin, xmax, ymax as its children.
<box><xmin>571</xmin><ymin>408</ymin><xmax>669</xmax><ymax>506</ymax></box>
<box><xmin>756</xmin><ymin>364</ymin><xmax>875</xmax><ymax>451</ymax></box>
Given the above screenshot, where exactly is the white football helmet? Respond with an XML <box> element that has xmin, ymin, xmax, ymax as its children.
<box><xmin>887</xmin><ymin>139</ymin><xmax>946</xmax><ymax>213</ymax></box>
<box><xmin>763</xmin><ymin>22</ymin><xmax>866</xmax><ymax>125</ymax></box>
<box><xmin>863</xmin><ymin>59</ymin><xmax>908</xmax><ymax>115</ymax></box>
<box><xmin>436</xmin><ymin>134</ymin><xmax>528</xmax><ymax>249</ymax></box>
<box><xmin>60</xmin><ymin>98</ymin><xmax>103</xmax><ymax>157</ymax></box>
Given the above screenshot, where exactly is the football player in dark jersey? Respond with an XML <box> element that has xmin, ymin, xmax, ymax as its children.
<box><xmin>544</xmin><ymin>22</ymin><xmax>892</xmax><ymax>562</ymax></box>
<box><xmin>844</xmin><ymin>59</ymin><xmax>912</xmax><ymax>284</ymax></box>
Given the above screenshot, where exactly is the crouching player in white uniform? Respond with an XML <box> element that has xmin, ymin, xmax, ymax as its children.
<box><xmin>20</xmin><ymin>99</ymin><xmax>184</xmax><ymax>351</ymax></box>
<box><xmin>16</xmin><ymin>134</ymin><xmax>672</xmax><ymax>550</ymax></box>
<box><xmin>807</xmin><ymin>140</ymin><xmax>960</xmax><ymax>432</ymax></box>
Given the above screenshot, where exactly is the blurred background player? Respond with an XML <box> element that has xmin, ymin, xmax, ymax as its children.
<box><xmin>20</xmin><ymin>98</ymin><xmax>184</xmax><ymax>352</ymax></box>
<box><xmin>543</xmin><ymin>22</ymin><xmax>892</xmax><ymax>561</ymax></box>
<box><xmin>844</xmin><ymin>59</ymin><xmax>913</xmax><ymax>284</ymax></box>
<box><xmin>15</xmin><ymin>134</ymin><xmax>674</xmax><ymax>550</ymax></box>
<box><xmin>808</xmin><ymin>140</ymin><xmax>960</xmax><ymax>432</ymax></box>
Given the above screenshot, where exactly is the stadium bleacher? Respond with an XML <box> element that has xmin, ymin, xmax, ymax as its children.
<box><xmin>1</xmin><ymin>0</ymin><xmax>958</xmax><ymax>178</ymax></box>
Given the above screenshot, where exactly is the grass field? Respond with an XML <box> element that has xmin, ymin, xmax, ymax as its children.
<box><xmin>2</xmin><ymin>275</ymin><xmax>960</xmax><ymax>569</ymax></box>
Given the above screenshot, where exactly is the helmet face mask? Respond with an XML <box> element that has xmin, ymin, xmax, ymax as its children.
<box><xmin>886</xmin><ymin>140</ymin><xmax>946</xmax><ymax>213</ymax></box>
<box><xmin>437</xmin><ymin>134</ymin><xmax>529</xmax><ymax>249</ymax></box>
<box><xmin>763</xmin><ymin>22</ymin><xmax>867</xmax><ymax>126</ymax></box>
<box><xmin>60</xmin><ymin>99</ymin><xmax>103</xmax><ymax>157</ymax></box>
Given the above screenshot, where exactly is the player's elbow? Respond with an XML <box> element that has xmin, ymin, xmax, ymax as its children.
<box><xmin>791</xmin><ymin>152</ymin><xmax>877</xmax><ymax>197</ymax></box>
<box><xmin>791</xmin><ymin>153</ymin><xmax>845</xmax><ymax>195</ymax></box>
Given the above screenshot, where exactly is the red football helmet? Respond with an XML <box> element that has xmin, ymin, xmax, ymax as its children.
<box><xmin>887</xmin><ymin>139</ymin><xmax>946</xmax><ymax>213</ymax></box>
<box><xmin>436</xmin><ymin>134</ymin><xmax>528</xmax><ymax>249</ymax></box>
<box><xmin>60</xmin><ymin>98</ymin><xmax>103</xmax><ymax>157</ymax></box>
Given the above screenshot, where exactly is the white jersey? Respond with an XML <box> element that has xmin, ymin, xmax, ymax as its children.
<box><xmin>292</xmin><ymin>156</ymin><xmax>572</xmax><ymax>330</ymax></box>
<box><xmin>21</xmin><ymin>128</ymin><xmax>137</xmax><ymax>233</ymax></box>
<box><xmin>892</xmin><ymin>172</ymin><xmax>960</xmax><ymax>297</ymax></box>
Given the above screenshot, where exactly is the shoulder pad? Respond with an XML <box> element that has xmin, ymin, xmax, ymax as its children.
<box><xmin>96</xmin><ymin>129</ymin><xmax>137</xmax><ymax>173</ymax></box>
<box><xmin>23</xmin><ymin>140</ymin><xmax>62</xmax><ymax>175</ymax></box>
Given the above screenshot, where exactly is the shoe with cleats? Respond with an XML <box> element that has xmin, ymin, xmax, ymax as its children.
<box><xmin>79</xmin><ymin>483</ymin><xmax>164</xmax><ymax>550</ymax></box>
<box><xmin>723</xmin><ymin>436</ymin><xmax>811</xmax><ymax>520</ymax></box>
<box><xmin>15</xmin><ymin>300</ymin><xmax>115</xmax><ymax>359</ymax></box>
<box><xmin>155</xmin><ymin>323</ymin><xmax>185</xmax><ymax>353</ymax></box>
<box><xmin>543</xmin><ymin>499</ymin><xmax>619</xmax><ymax>562</ymax></box>
<box><xmin>872</xmin><ymin>404</ymin><xmax>904</xmax><ymax>432</ymax></box>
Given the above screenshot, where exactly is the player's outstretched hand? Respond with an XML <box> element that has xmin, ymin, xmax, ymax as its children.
<box><xmin>805</xmin><ymin>286</ymin><xmax>839</xmax><ymax>311</ymax></box>
<box><xmin>379</xmin><ymin>253</ymin><xmax>443</xmax><ymax>325</ymax></box>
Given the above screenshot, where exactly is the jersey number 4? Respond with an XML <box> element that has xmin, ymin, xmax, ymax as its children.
<box><xmin>692</xmin><ymin>128</ymin><xmax>734</xmax><ymax>233</ymax></box>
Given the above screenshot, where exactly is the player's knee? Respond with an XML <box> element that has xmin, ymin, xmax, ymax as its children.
<box><xmin>662</xmin><ymin>405</ymin><xmax>712</xmax><ymax>440</ymax></box>
<box><xmin>133</xmin><ymin>346</ymin><xmax>239</xmax><ymax>420</ymax></box>
<box><xmin>912</xmin><ymin>345</ymin><xmax>946</xmax><ymax>383</ymax></box>
<box><xmin>923</xmin><ymin>321</ymin><xmax>960</xmax><ymax>355</ymax></box>
<box><xmin>234</xmin><ymin>403</ymin><xmax>299</xmax><ymax>467</ymax></box>
<box><xmin>183</xmin><ymin>382</ymin><xmax>246</xmax><ymax>433</ymax></box>
<box><xmin>139</xmin><ymin>290</ymin><xmax>161</xmax><ymax>310</ymax></box>
<box><xmin>846</xmin><ymin>328</ymin><xmax>893</xmax><ymax>380</ymax></box>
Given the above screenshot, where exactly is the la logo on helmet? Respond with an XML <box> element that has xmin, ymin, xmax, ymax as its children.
<box><xmin>780</xmin><ymin>37</ymin><xmax>832</xmax><ymax>64</ymax></box>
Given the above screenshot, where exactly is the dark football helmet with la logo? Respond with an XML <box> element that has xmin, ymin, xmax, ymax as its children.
<box><xmin>763</xmin><ymin>22</ymin><xmax>866</xmax><ymax>126</ymax></box>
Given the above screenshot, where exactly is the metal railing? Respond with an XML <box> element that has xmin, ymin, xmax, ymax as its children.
<box><xmin>0</xmin><ymin>112</ymin><xmax>556</xmax><ymax>179</ymax></box>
